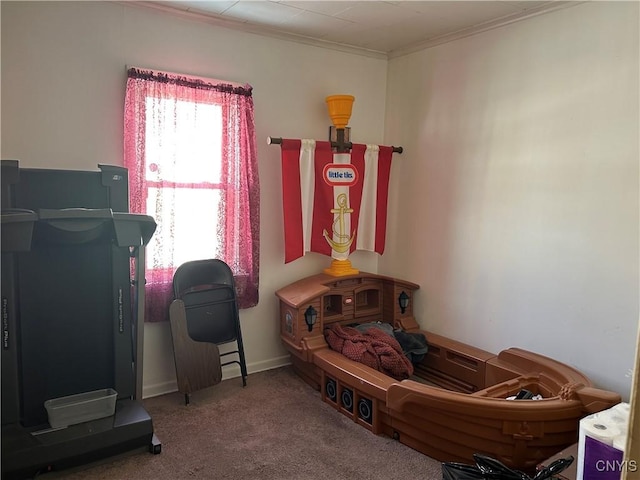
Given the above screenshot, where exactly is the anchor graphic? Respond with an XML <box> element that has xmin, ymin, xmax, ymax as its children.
<box><xmin>323</xmin><ymin>193</ymin><xmax>355</xmax><ymax>253</ymax></box>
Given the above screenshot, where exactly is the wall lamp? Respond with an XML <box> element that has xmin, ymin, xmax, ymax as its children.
<box><xmin>398</xmin><ymin>291</ymin><xmax>410</xmax><ymax>314</ymax></box>
<box><xmin>304</xmin><ymin>305</ymin><xmax>318</xmax><ymax>332</ymax></box>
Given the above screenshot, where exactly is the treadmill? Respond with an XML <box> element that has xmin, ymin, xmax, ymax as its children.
<box><xmin>1</xmin><ymin>161</ymin><xmax>160</xmax><ymax>479</ymax></box>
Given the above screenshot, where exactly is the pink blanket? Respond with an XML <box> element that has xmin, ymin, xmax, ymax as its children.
<box><xmin>324</xmin><ymin>324</ymin><xmax>413</xmax><ymax>380</ymax></box>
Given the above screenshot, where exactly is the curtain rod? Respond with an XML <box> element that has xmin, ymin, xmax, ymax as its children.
<box><xmin>127</xmin><ymin>65</ymin><xmax>247</xmax><ymax>89</ymax></box>
<box><xmin>267</xmin><ymin>136</ymin><xmax>403</xmax><ymax>154</ymax></box>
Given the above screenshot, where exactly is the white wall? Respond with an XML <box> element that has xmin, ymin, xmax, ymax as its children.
<box><xmin>383</xmin><ymin>1</ymin><xmax>639</xmax><ymax>400</ymax></box>
<box><xmin>1</xmin><ymin>1</ymin><xmax>388</xmax><ymax>397</ymax></box>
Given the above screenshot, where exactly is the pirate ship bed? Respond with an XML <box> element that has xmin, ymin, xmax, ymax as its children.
<box><xmin>275</xmin><ymin>272</ymin><xmax>621</xmax><ymax>473</ymax></box>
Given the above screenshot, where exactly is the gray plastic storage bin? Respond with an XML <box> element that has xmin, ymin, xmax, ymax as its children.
<box><xmin>45</xmin><ymin>388</ymin><xmax>117</xmax><ymax>428</ymax></box>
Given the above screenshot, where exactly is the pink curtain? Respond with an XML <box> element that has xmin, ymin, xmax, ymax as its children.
<box><xmin>124</xmin><ymin>68</ymin><xmax>259</xmax><ymax>322</ymax></box>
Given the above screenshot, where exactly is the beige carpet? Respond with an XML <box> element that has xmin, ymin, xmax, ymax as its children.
<box><xmin>48</xmin><ymin>366</ymin><xmax>443</xmax><ymax>480</ymax></box>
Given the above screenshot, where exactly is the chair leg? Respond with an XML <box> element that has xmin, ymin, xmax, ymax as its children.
<box><xmin>185</xmin><ymin>393</ymin><xmax>190</xmax><ymax>405</ymax></box>
<box><xmin>236</xmin><ymin>332</ymin><xmax>248</xmax><ymax>387</ymax></box>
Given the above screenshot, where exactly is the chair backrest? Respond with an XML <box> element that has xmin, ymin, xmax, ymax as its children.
<box><xmin>173</xmin><ymin>259</ymin><xmax>235</xmax><ymax>298</ymax></box>
<box><xmin>172</xmin><ymin>259</ymin><xmax>239</xmax><ymax>345</ymax></box>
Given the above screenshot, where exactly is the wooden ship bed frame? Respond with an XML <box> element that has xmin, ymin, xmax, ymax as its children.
<box><xmin>275</xmin><ymin>272</ymin><xmax>621</xmax><ymax>473</ymax></box>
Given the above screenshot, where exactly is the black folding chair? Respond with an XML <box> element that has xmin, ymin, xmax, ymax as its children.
<box><xmin>170</xmin><ymin>259</ymin><xmax>248</xmax><ymax>405</ymax></box>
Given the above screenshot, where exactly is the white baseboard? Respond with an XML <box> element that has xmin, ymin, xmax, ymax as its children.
<box><xmin>142</xmin><ymin>354</ymin><xmax>291</xmax><ymax>399</ymax></box>
<box><xmin>143</xmin><ymin>380</ymin><xmax>178</xmax><ymax>399</ymax></box>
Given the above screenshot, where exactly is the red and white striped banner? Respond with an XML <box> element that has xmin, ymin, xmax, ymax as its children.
<box><xmin>280</xmin><ymin>139</ymin><xmax>393</xmax><ymax>264</ymax></box>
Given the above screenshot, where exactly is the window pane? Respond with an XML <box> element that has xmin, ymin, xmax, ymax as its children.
<box><xmin>146</xmin><ymin>187</ymin><xmax>220</xmax><ymax>269</ymax></box>
<box><xmin>145</xmin><ymin>98</ymin><xmax>222</xmax><ymax>184</ymax></box>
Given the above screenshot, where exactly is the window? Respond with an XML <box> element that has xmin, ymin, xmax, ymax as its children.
<box><xmin>124</xmin><ymin>68</ymin><xmax>259</xmax><ymax>322</ymax></box>
<box><xmin>144</xmin><ymin>98</ymin><xmax>222</xmax><ymax>273</ymax></box>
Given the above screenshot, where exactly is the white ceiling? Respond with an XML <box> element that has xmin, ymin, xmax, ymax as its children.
<box><xmin>139</xmin><ymin>1</ymin><xmax>576</xmax><ymax>58</ymax></box>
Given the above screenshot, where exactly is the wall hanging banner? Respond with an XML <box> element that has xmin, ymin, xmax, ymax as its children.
<box><xmin>280</xmin><ymin>138</ymin><xmax>393</xmax><ymax>263</ymax></box>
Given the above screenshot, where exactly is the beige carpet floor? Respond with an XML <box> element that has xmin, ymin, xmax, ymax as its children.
<box><xmin>46</xmin><ymin>366</ymin><xmax>444</xmax><ymax>480</ymax></box>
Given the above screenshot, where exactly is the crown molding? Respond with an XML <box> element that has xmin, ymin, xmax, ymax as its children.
<box><xmin>120</xmin><ymin>1</ymin><xmax>388</xmax><ymax>60</ymax></box>
<box><xmin>121</xmin><ymin>1</ymin><xmax>583</xmax><ymax>61</ymax></box>
<box><xmin>388</xmin><ymin>1</ymin><xmax>583</xmax><ymax>59</ymax></box>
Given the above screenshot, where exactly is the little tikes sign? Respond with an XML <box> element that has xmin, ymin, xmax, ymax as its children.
<box><xmin>322</xmin><ymin>163</ymin><xmax>358</xmax><ymax>187</ymax></box>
